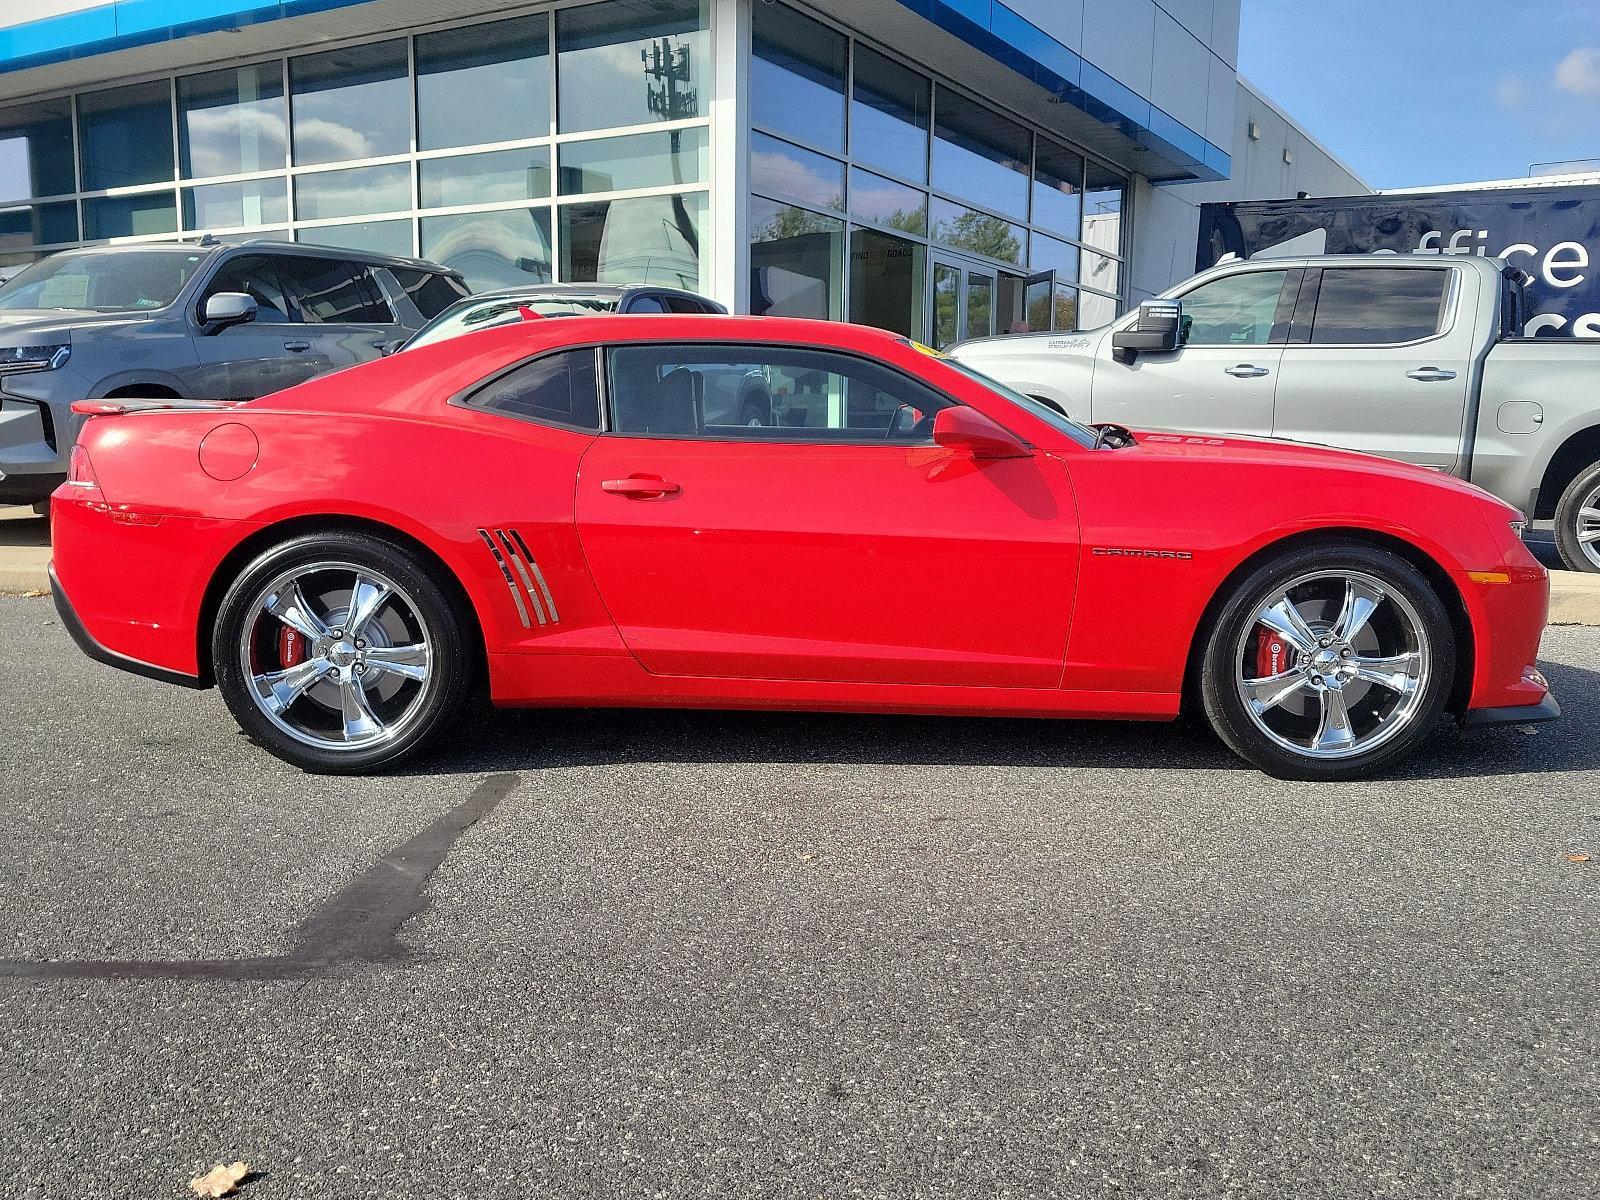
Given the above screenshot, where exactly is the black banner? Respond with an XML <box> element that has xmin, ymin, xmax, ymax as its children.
<box><xmin>1197</xmin><ymin>184</ymin><xmax>1600</xmax><ymax>337</ymax></box>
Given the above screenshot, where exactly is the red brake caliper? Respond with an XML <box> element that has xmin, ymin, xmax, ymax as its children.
<box><xmin>1255</xmin><ymin>627</ymin><xmax>1291</xmax><ymax>678</ymax></box>
<box><xmin>279</xmin><ymin>626</ymin><xmax>307</xmax><ymax>668</ymax></box>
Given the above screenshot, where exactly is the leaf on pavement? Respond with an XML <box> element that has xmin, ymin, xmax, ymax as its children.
<box><xmin>189</xmin><ymin>1161</ymin><xmax>250</xmax><ymax>1197</ymax></box>
<box><xmin>1566</xmin><ymin>853</ymin><xmax>1590</xmax><ymax>863</ymax></box>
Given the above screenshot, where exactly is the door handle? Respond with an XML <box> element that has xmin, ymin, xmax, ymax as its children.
<box><xmin>283</xmin><ymin>340</ymin><xmax>312</xmax><ymax>352</ymax></box>
<box><xmin>1406</xmin><ymin>366</ymin><xmax>1457</xmax><ymax>382</ymax></box>
<box><xmin>601</xmin><ymin>475</ymin><xmax>681</xmax><ymax>499</ymax></box>
<box><xmin>1225</xmin><ymin>364</ymin><xmax>1270</xmax><ymax>378</ymax></box>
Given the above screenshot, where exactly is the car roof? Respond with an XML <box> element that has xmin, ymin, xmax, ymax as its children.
<box><xmin>44</xmin><ymin>238</ymin><xmax>456</xmax><ymax>275</ymax></box>
<box><xmin>461</xmin><ymin>284</ymin><xmax>718</xmax><ymax>302</ymax></box>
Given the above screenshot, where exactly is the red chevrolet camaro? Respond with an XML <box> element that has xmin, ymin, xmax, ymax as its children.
<box><xmin>50</xmin><ymin>315</ymin><xmax>1555</xmax><ymax>779</ymax></box>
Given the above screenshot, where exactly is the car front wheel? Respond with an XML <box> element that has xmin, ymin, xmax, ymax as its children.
<box><xmin>212</xmin><ymin>531</ymin><xmax>474</xmax><ymax>774</ymax></box>
<box><xmin>1553</xmin><ymin>461</ymin><xmax>1600</xmax><ymax>573</ymax></box>
<box><xmin>1199</xmin><ymin>543</ymin><xmax>1456</xmax><ymax>780</ymax></box>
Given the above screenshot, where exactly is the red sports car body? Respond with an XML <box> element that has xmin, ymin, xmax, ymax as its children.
<box><xmin>51</xmin><ymin>315</ymin><xmax>1554</xmax><ymax>778</ymax></box>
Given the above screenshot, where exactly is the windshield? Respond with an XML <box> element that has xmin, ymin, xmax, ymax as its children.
<box><xmin>938</xmin><ymin>357</ymin><xmax>1100</xmax><ymax>448</ymax></box>
<box><xmin>0</xmin><ymin>250</ymin><xmax>209</xmax><ymax>313</ymax></box>
<box><xmin>406</xmin><ymin>294</ymin><xmax>621</xmax><ymax>349</ymax></box>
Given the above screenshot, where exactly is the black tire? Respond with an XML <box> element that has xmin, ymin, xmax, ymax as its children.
<box><xmin>738</xmin><ymin>398</ymin><xmax>769</xmax><ymax>427</ymax></box>
<box><xmin>212</xmin><ymin>530</ymin><xmax>474</xmax><ymax>774</ymax></box>
<box><xmin>1198</xmin><ymin>542</ymin><xmax>1456</xmax><ymax>781</ymax></box>
<box><xmin>1552</xmin><ymin>460</ymin><xmax>1600</xmax><ymax>573</ymax></box>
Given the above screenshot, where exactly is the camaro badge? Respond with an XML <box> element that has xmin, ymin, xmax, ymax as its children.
<box><xmin>1092</xmin><ymin>547</ymin><xmax>1194</xmax><ymax>560</ymax></box>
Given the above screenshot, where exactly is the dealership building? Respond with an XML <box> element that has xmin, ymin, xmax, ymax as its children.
<box><xmin>0</xmin><ymin>0</ymin><xmax>1364</xmax><ymax>348</ymax></box>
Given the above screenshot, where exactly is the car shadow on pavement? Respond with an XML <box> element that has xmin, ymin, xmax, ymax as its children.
<box><xmin>406</xmin><ymin>654</ymin><xmax>1600</xmax><ymax>783</ymax></box>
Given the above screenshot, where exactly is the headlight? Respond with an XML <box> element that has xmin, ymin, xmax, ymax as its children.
<box><xmin>0</xmin><ymin>344</ymin><xmax>69</xmax><ymax>373</ymax></box>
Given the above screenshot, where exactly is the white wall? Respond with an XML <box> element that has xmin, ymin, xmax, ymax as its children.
<box><xmin>1</xmin><ymin>1</ymin><xmax>112</xmax><ymax>28</ymax></box>
<box><xmin>1128</xmin><ymin>76</ymin><xmax>1369</xmax><ymax>303</ymax></box>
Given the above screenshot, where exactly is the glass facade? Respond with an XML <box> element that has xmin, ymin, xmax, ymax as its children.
<box><xmin>0</xmin><ymin>2</ymin><xmax>713</xmax><ymax>293</ymax></box>
<box><xmin>748</xmin><ymin>1</ymin><xmax>1126</xmax><ymax>345</ymax></box>
<box><xmin>0</xmin><ymin>0</ymin><xmax>1128</xmax><ymax>330</ymax></box>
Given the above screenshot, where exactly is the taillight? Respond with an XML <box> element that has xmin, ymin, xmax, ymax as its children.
<box><xmin>65</xmin><ymin>444</ymin><xmax>105</xmax><ymax>502</ymax></box>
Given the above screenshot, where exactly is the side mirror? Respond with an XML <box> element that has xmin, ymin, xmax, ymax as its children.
<box><xmin>376</xmin><ymin>338</ymin><xmax>406</xmax><ymax>357</ymax></box>
<box><xmin>200</xmin><ymin>291</ymin><xmax>258</xmax><ymax>335</ymax></box>
<box><xmin>1111</xmin><ymin>298</ymin><xmax>1183</xmax><ymax>362</ymax></box>
<box><xmin>932</xmin><ymin>406</ymin><xmax>1031</xmax><ymax>460</ymax></box>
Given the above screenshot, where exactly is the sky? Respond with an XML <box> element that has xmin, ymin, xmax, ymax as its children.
<box><xmin>1237</xmin><ymin>0</ymin><xmax>1600</xmax><ymax>190</ymax></box>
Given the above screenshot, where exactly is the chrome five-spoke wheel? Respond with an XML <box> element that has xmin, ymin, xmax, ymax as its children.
<box><xmin>1234</xmin><ymin>570</ymin><xmax>1429</xmax><ymax>760</ymax></box>
<box><xmin>214</xmin><ymin>532</ymin><xmax>472</xmax><ymax>773</ymax></box>
<box><xmin>242</xmin><ymin>562</ymin><xmax>433</xmax><ymax>751</ymax></box>
<box><xmin>1200</xmin><ymin>543</ymin><xmax>1455</xmax><ymax>780</ymax></box>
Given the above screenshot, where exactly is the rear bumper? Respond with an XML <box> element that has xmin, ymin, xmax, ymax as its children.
<box><xmin>1461</xmin><ymin>693</ymin><xmax>1561</xmax><ymax>729</ymax></box>
<box><xmin>50</xmin><ymin>562</ymin><xmax>205</xmax><ymax>689</ymax></box>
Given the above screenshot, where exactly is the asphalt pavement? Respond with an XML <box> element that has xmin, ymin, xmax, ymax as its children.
<box><xmin>0</xmin><ymin>595</ymin><xmax>1596</xmax><ymax>1199</ymax></box>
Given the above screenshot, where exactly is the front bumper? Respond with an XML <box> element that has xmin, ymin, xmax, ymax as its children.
<box><xmin>1461</xmin><ymin>693</ymin><xmax>1561</xmax><ymax>729</ymax></box>
<box><xmin>50</xmin><ymin>562</ymin><xmax>205</xmax><ymax>689</ymax></box>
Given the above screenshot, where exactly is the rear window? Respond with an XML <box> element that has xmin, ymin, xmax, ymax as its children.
<box><xmin>274</xmin><ymin>257</ymin><xmax>393</xmax><ymax>324</ymax></box>
<box><xmin>1309</xmin><ymin>268</ymin><xmax>1449</xmax><ymax>345</ymax></box>
<box><xmin>392</xmin><ymin>267</ymin><xmax>470</xmax><ymax>319</ymax></box>
<box><xmin>469</xmin><ymin>349</ymin><xmax>600</xmax><ymax>430</ymax></box>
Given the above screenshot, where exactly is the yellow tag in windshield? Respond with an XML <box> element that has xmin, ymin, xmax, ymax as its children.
<box><xmin>909</xmin><ymin>340</ymin><xmax>947</xmax><ymax>359</ymax></box>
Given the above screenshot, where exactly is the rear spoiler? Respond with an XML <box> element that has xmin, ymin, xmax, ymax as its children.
<box><xmin>71</xmin><ymin>398</ymin><xmax>243</xmax><ymax>417</ymax></box>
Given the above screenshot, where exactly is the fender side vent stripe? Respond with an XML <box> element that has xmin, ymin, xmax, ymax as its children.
<box><xmin>510</xmin><ymin>528</ymin><xmax>560</xmax><ymax>623</ymax></box>
<box><xmin>477</xmin><ymin>528</ymin><xmax>530</xmax><ymax>629</ymax></box>
<box><xmin>496</xmin><ymin>529</ymin><xmax>547</xmax><ymax>626</ymax></box>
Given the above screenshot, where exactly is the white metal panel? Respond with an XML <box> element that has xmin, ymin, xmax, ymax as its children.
<box><xmin>1004</xmin><ymin>0</ymin><xmax>1083</xmax><ymax>55</ymax></box>
<box><xmin>1</xmin><ymin>0</ymin><xmax>111</xmax><ymax>29</ymax></box>
<box><xmin>1081</xmin><ymin>0</ymin><xmax>1155</xmax><ymax>102</ymax></box>
<box><xmin>1150</xmin><ymin>9</ymin><xmax>1208</xmax><ymax>136</ymax></box>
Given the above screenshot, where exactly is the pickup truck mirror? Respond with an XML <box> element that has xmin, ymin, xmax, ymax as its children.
<box><xmin>1111</xmin><ymin>298</ymin><xmax>1183</xmax><ymax>363</ymax></box>
<box><xmin>201</xmin><ymin>291</ymin><xmax>258</xmax><ymax>334</ymax></box>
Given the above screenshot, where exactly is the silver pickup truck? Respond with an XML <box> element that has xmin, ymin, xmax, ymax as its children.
<box><xmin>953</xmin><ymin>254</ymin><xmax>1600</xmax><ymax>572</ymax></box>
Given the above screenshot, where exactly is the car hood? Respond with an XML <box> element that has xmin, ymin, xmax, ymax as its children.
<box><xmin>1123</xmin><ymin>428</ymin><xmax>1519</xmax><ymax>512</ymax></box>
<box><xmin>0</xmin><ymin>309</ymin><xmax>151</xmax><ymax>343</ymax></box>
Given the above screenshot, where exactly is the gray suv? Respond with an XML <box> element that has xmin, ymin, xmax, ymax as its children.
<box><xmin>0</xmin><ymin>239</ymin><xmax>468</xmax><ymax>505</ymax></box>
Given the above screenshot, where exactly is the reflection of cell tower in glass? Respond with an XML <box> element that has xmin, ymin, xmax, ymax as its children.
<box><xmin>641</xmin><ymin>36</ymin><xmax>700</xmax><ymax>257</ymax></box>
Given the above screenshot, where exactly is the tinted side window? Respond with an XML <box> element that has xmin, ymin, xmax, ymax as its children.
<box><xmin>665</xmin><ymin>295</ymin><xmax>716</xmax><ymax>314</ymax></box>
<box><xmin>606</xmin><ymin>343</ymin><xmax>953</xmax><ymax>442</ymax></box>
<box><xmin>200</xmin><ymin>255</ymin><xmax>295</xmax><ymax>324</ymax></box>
<box><xmin>391</xmin><ymin>267</ymin><xmax>471</xmax><ymax>318</ymax></box>
<box><xmin>1178</xmin><ymin>270</ymin><xmax>1288</xmax><ymax>346</ymax></box>
<box><xmin>471</xmin><ymin>349</ymin><xmax>600</xmax><ymax>430</ymax></box>
<box><xmin>274</xmin><ymin>257</ymin><xmax>392</xmax><ymax>323</ymax></box>
<box><xmin>1309</xmin><ymin>269</ymin><xmax>1449</xmax><ymax>344</ymax></box>
<box><xmin>625</xmin><ymin>295</ymin><xmax>668</xmax><ymax>313</ymax></box>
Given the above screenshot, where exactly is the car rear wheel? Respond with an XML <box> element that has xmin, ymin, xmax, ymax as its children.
<box><xmin>1553</xmin><ymin>461</ymin><xmax>1600</xmax><ymax>573</ymax></box>
<box><xmin>1199</xmin><ymin>543</ymin><xmax>1455</xmax><ymax>780</ymax></box>
<box><xmin>212</xmin><ymin>531</ymin><xmax>473</xmax><ymax>774</ymax></box>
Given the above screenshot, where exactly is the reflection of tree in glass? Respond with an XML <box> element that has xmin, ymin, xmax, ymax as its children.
<box><xmin>754</xmin><ymin>203</ymin><xmax>844</xmax><ymax>241</ymax></box>
<box><xmin>1027</xmin><ymin>290</ymin><xmax>1077</xmax><ymax>333</ymax></box>
<box><xmin>936</xmin><ymin>210</ymin><xmax>1021</xmax><ymax>263</ymax></box>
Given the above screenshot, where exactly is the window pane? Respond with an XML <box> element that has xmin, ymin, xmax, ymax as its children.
<box><xmin>1025</xmin><ymin>276</ymin><xmax>1077</xmax><ymax>332</ymax></box>
<box><xmin>0</xmin><ymin>202</ymin><xmax>76</xmax><ymax>249</ymax></box>
<box><xmin>749</xmin><ymin>132</ymin><xmax>842</xmax><ymax>211</ymax></box>
<box><xmin>295</xmin><ymin>219</ymin><xmax>413</xmax><ymax>258</ymax></box>
<box><xmin>179</xmin><ymin>63</ymin><xmax>286</xmax><ymax>179</ymax></box>
<box><xmin>184</xmin><ymin>179</ymin><xmax>289</xmax><ymax>230</ymax></box>
<box><xmin>295</xmin><ymin>163</ymin><xmax>411</xmax><ymax>221</ymax></box>
<box><xmin>930</xmin><ymin>198</ymin><xmax>1024</xmax><ymax>265</ymax></box>
<box><xmin>416</xmin><ymin>17</ymin><xmax>550</xmax><ymax>151</ymax></box>
<box><xmin>200</xmin><ymin>254</ymin><xmax>295</xmax><ymax>323</ymax></box>
<box><xmin>609</xmin><ymin>343</ymin><xmax>949</xmax><ymax>439</ymax></box>
<box><xmin>1080</xmin><ymin>249</ymin><xmax>1119</xmax><ymax>298</ymax></box>
<box><xmin>1310</xmin><ymin>269</ymin><xmax>1449</xmax><ymax>344</ymax></box>
<box><xmin>1033</xmin><ymin>138</ymin><xmax>1082</xmax><ymax>240</ymax></box>
<box><xmin>750</xmin><ymin>196</ymin><xmax>843</xmax><ymax>321</ymax></box>
<box><xmin>0</xmin><ymin>248</ymin><xmax>205</xmax><ymax>311</ymax></box>
<box><xmin>0</xmin><ymin>99</ymin><xmax>75</xmax><ymax>200</ymax></box>
<box><xmin>473</xmin><ymin>350</ymin><xmax>600</xmax><ymax>429</ymax></box>
<box><xmin>932</xmin><ymin>88</ymin><xmax>1028</xmax><ymax>221</ymax></box>
<box><xmin>421</xmin><ymin>147</ymin><xmax>550</xmax><ymax>209</ymax></box>
<box><xmin>557</xmin><ymin>0</ymin><xmax>708</xmax><ymax>134</ymax></box>
<box><xmin>932</xmin><ymin>262</ymin><xmax>959</xmax><ymax>350</ymax></box>
<box><xmin>1079</xmin><ymin>290</ymin><xmax>1117</xmax><ymax>329</ymax></box>
<box><xmin>421</xmin><ymin>208</ymin><xmax>553</xmax><ymax>291</ymax></box>
<box><xmin>751</xmin><ymin>2</ymin><xmax>845</xmax><ymax>152</ymax></box>
<box><xmin>1177</xmin><ymin>270</ymin><xmax>1287</xmax><ymax>345</ymax></box>
<box><xmin>851</xmin><ymin>46</ymin><xmax>929</xmax><ymax>184</ymax></box>
<box><xmin>849</xmin><ymin>225</ymin><xmax>925</xmax><ymax>338</ymax></box>
<box><xmin>849</xmin><ymin>167</ymin><xmax>926</xmax><ymax>236</ymax></box>
<box><xmin>84</xmin><ymin>193</ymin><xmax>177</xmax><ymax>240</ymax></box>
<box><xmin>78</xmin><ymin>82</ymin><xmax>174</xmax><ymax>191</ymax></box>
<box><xmin>275</xmin><ymin>255</ymin><xmax>392</xmax><ymax>322</ymax></box>
<box><xmin>1030</xmin><ymin>231</ymin><xmax>1079</xmax><ymax>286</ymax></box>
<box><xmin>559</xmin><ymin>127</ymin><xmax>707</xmax><ymax>195</ymax></box>
<box><xmin>291</xmin><ymin>40</ymin><xmax>409</xmax><ymax>166</ymax></box>
<box><xmin>560</xmin><ymin>192</ymin><xmax>705</xmax><ymax>290</ymax></box>
<box><xmin>389</xmin><ymin>267</ymin><xmax>470</xmax><ymax>319</ymax></box>
<box><xmin>1083</xmin><ymin>162</ymin><xmax>1124</xmax><ymax>256</ymax></box>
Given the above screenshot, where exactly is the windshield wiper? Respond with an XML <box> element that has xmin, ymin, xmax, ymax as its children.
<box><xmin>1091</xmin><ymin>422</ymin><xmax>1135</xmax><ymax>450</ymax></box>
